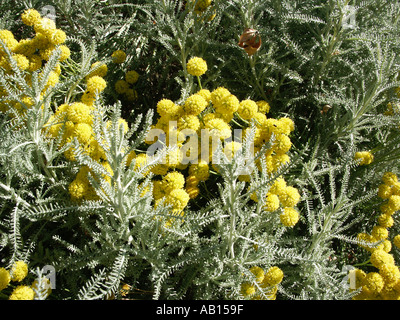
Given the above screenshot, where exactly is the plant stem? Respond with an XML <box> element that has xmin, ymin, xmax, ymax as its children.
<box><xmin>226</xmin><ymin>169</ymin><xmax>237</xmax><ymax>261</ymax></box>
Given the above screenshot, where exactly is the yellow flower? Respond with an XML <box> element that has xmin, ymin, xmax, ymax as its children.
<box><xmin>12</xmin><ymin>54</ymin><xmax>30</xmax><ymax>70</ymax></box>
<box><xmin>273</xmin><ymin>134</ymin><xmax>292</xmax><ymax>154</ymax></box>
<box><xmin>69</xmin><ymin>177</ymin><xmax>90</xmax><ymax>201</ymax></box>
<box><xmin>86</xmin><ymin>75</ymin><xmax>107</xmax><ymax>94</ymax></box>
<box><xmin>162</xmin><ymin>171</ymin><xmax>186</xmax><ymax>193</ymax></box>
<box><xmin>9</xmin><ymin>285</ymin><xmax>35</xmax><ymax>300</ymax></box>
<box><xmin>13</xmin><ymin>39</ymin><xmax>36</xmax><ymax>57</ymax></box>
<box><xmin>133</xmin><ymin>153</ymin><xmax>150</xmax><ymax>175</ymax></box>
<box><xmin>115</xmin><ymin>79</ymin><xmax>130</xmax><ymax>94</ymax></box>
<box><xmin>388</xmin><ymin>195</ymin><xmax>400</xmax><ymax>211</ymax></box>
<box><xmin>203</xmin><ymin>117</ymin><xmax>231</xmax><ymax>140</ymax></box>
<box><xmin>157</xmin><ymin>99</ymin><xmax>181</xmax><ymax>119</ymax></box>
<box><xmin>261</xmin><ymin>118</ymin><xmax>280</xmax><ymax>139</ymax></box>
<box><xmin>153</xmin><ymin>180</ymin><xmax>168</xmax><ymax>201</ymax></box>
<box><xmin>211</xmin><ymin>87</ymin><xmax>231</xmax><ymax>106</ymax></box>
<box><xmin>370</xmin><ymin>249</ymin><xmax>395</xmax><ymax>269</ymax></box>
<box><xmin>21</xmin><ymin>9</ymin><xmax>42</xmax><ymax>26</ymax></box>
<box><xmin>186</xmin><ymin>175</ymin><xmax>200</xmax><ymax>187</ymax></box>
<box><xmin>184</xmin><ymin>94</ymin><xmax>208</xmax><ymax>115</ymax></box>
<box><xmin>238</xmin><ymin>99</ymin><xmax>258</xmax><ymax>120</ymax></box>
<box><xmin>58</xmin><ymin>45</ymin><xmax>70</xmax><ymax>61</ymax></box>
<box><xmin>278</xmin><ymin>186</ymin><xmax>301</xmax><ymax>207</ymax></box>
<box><xmin>377</xmin><ymin>213</ymin><xmax>394</xmax><ymax>228</ymax></box>
<box><xmin>214</xmin><ymin>94</ymin><xmax>240</xmax><ymax>114</ymax></box>
<box><xmin>196</xmin><ymin>89</ymin><xmax>211</xmax><ymax>102</ymax></box>
<box><xmin>87</xmin><ymin>62</ymin><xmax>108</xmax><ymax>78</ymax></box>
<box><xmin>111</xmin><ymin>50</ymin><xmax>126</xmax><ymax>64</ymax></box>
<box><xmin>378</xmin><ymin>239</ymin><xmax>392</xmax><ymax>253</ymax></box>
<box><xmin>363</xmin><ymin>272</ymin><xmax>385</xmax><ymax>294</ymax></box>
<box><xmin>253</xmin><ymin>112</ymin><xmax>267</xmax><ymax>127</ymax></box>
<box><xmin>378</xmin><ymin>184</ymin><xmax>392</xmax><ymax>199</ymax></box>
<box><xmin>185</xmin><ymin>184</ymin><xmax>200</xmax><ymax>199</ymax></box>
<box><xmin>250</xmin><ymin>266</ymin><xmax>265</xmax><ymax>283</ymax></box>
<box><xmin>215</xmin><ymin>111</ymin><xmax>234</xmax><ymax>123</ymax></box>
<box><xmin>44</xmin><ymin>71</ymin><xmax>59</xmax><ymax>89</ymax></box>
<box><xmin>392</xmin><ymin>182</ymin><xmax>400</xmax><ymax>196</ymax></box>
<box><xmin>67</xmin><ymin>102</ymin><xmax>93</xmax><ymax>124</ymax></box>
<box><xmin>382</xmin><ymin>172</ymin><xmax>398</xmax><ymax>186</ymax></box>
<box><xmin>34</xmin><ymin>18</ymin><xmax>57</xmax><ymax>37</ymax></box>
<box><xmin>188</xmin><ymin>160</ymin><xmax>210</xmax><ymax>181</ymax></box>
<box><xmin>263</xmin><ymin>193</ymin><xmax>280</xmax><ymax>212</ymax></box>
<box><xmin>125</xmin><ymin>70</ymin><xmax>139</xmax><ymax>84</ymax></box>
<box><xmin>10</xmin><ymin>261</ymin><xmax>28</xmax><ymax>282</ymax></box>
<box><xmin>32</xmin><ymin>32</ymin><xmax>49</xmax><ymax>50</ymax></box>
<box><xmin>125</xmin><ymin>88</ymin><xmax>138</xmax><ymax>101</ymax></box>
<box><xmin>72</xmin><ymin>123</ymin><xmax>93</xmax><ymax>144</ymax></box>
<box><xmin>0</xmin><ymin>267</ymin><xmax>11</xmax><ymax>290</ymax></box>
<box><xmin>280</xmin><ymin>207</ymin><xmax>300</xmax><ymax>227</ymax></box>
<box><xmin>354</xmin><ymin>151</ymin><xmax>374</xmax><ymax>165</ymax></box>
<box><xmin>194</xmin><ymin>0</ymin><xmax>212</xmax><ymax>11</ymax></box>
<box><xmin>39</xmin><ymin>45</ymin><xmax>56</xmax><ymax>61</ymax></box>
<box><xmin>27</xmin><ymin>54</ymin><xmax>42</xmax><ymax>72</ymax></box>
<box><xmin>394</xmin><ymin>235</ymin><xmax>400</xmax><ymax>249</ymax></box>
<box><xmin>186</xmin><ymin>57</ymin><xmax>207</xmax><ymax>76</ymax></box>
<box><xmin>50</xmin><ymin>29</ymin><xmax>67</xmax><ymax>45</ymax></box>
<box><xmin>371</xmin><ymin>225</ymin><xmax>389</xmax><ymax>241</ymax></box>
<box><xmin>379</xmin><ymin>264</ymin><xmax>400</xmax><ymax>286</ymax></box>
<box><xmin>269</xmin><ymin>177</ymin><xmax>287</xmax><ymax>195</ymax></box>
<box><xmin>357</xmin><ymin>232</ymin><xmax>376</xmax><ymax>252</ymax></box>
<box><xmin>81</xmin><ymin>91</ymin><xmax>96</xmax><ymax>106</ymax></box>
<box><xmin>256</xmin><ymin>100</ymin><xmax>270</xmax><ymax>114</ymax></box>
<box><xmin>380</xmin><ymin>203</ymin><xmax>396</xmax><ymax>216</ymax></box>
<box><xmin>240</xmin><ymin>282</ymin><xmax>256</xmax><ymax>297</ymax></box>
<box><xmin>277</xmin><ymin>117</ymin><xmax>295</xmax><ymax>134</ymax></box>
<box><xmin>352</xmin><ymin>269</ymin><xmax>366</xmax><ymax>290</ymax></box>
<box><xmin>0</xmin><ymin>30</ymin><xmax>18</xmax><ymax>53</ymax></box>
<box><xmin>177</xmin><ymin>114</ymin><xmax>200</xmax><ymax>132</ymax></box>
<box><xmin>261</xmin><ymin>266</ymin><xmax>284</xmax><ymax>287</ymax></box>
<box><xmin>163</xmin><ymin>188</ymin><xmax>190</xmax><ymax>211</ymax></box>
<box><xmin>223</xmin><ymin>141</ymin><xmax>242</xmax><ymax>161</ymax></box>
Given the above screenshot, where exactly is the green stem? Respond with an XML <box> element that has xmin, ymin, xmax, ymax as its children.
<box><xmin>352</xmin><ymin>259</ymin><xmax>372</xmax><ymax>268</ymax></box>
<box><xmin>196</xmin><ymin>75</ymin><xmax>202</xmax><ymax>90</ymax></box>
<box><xmin>249</xmin><ymin>55</ymin><xmax>268</xmax><ymax>101</ymax></box>
<box><xmin>226</xmin><ymin>170</ymin><xmax>237</xmax><ymax>261</ymax></box>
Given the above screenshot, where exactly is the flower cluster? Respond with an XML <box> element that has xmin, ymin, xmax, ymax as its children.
<box><xmin>240</xmin><ymin>265</ymin><xmax>284</xmax><ymax>300</ymax></box>
<box><xmin>144</xmin><ymin>57</ymin><xmax>300</xmax><ymax>228</ymax></box>
<box><xmin>353</xmin><ymin>172</ymin><xmax>400</xmax><ymax>300</ymax></box>
<box><xmin>0</xmin><ymin>9</ymin><xmax>70</xmax><ymax>115</ymax></box>
<box><xmin>0</xmin><ymin>260</ymin><xmax>50</xmax><ymax>300</ymax></box>
<box><xmin>115</xmin><ymin>69</ymin><xmax>139</xmax><ymax>102</ymax></box>
<box><xmin>43</xmin><ymin>56</ymin><xmax>124</xmax><ymax>201</ymax></box>
<box><xmin>154</xmin><ymin>171</ymin><xmax>190</xmax><ymax>227</ymax></box>
<box><xmin>250</xmin><ymin>177</ymin><xmax>301</xmax><ymax>227</ymax></box>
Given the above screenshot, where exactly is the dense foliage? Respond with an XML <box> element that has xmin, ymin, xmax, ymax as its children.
<box><xmin>0</xmin><ymin>0</ymin><xmax>400</xmax><ymax>300</ymax></box>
